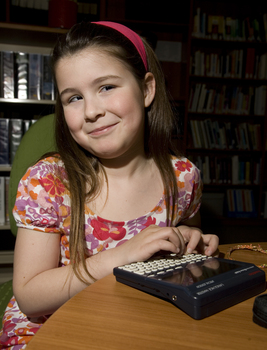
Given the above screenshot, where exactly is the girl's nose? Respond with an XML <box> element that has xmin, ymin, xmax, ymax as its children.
<box><xmin>84</xmin><ymin>98</ymin><xmax>105</xmax><ymax>121</ymax></box>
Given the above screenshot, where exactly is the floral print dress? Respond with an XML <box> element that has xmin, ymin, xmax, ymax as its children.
<box><xmin>0</xmin><ymin>156</ymin><xmax>202</xmax><ymax>349</ymax></box>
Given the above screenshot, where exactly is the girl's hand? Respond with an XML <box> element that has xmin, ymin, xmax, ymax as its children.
<box><xmin>121</xmin><ymin>225</ymin><xmax>186</xmax><ymax>264</ymax></box>
<box><xmin>177</xmin><ymin>225</ymin><xmax>219</xmax><ymax>256</ymax></box>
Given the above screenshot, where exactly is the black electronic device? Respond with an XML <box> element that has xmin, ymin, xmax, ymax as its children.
<box><xmin>113</xmin><ymin>253</ymin><xmax>266</xmax><ymax>320</ymax></box>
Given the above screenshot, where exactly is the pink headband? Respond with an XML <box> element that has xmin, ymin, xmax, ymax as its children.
<box><xmin>92</xmin><ymin>21</ymin><xmax>148</xmax><ymax>71</ymax></box>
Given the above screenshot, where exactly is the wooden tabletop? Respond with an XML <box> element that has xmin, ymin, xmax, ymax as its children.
<box><xmin>27</xmin><ymin>243</ymin><xmax>267</xmax><ymax>350</ymax></box>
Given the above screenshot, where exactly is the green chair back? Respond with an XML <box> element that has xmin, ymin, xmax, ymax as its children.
<box><xmin>9</xmin><ymin>114</ymin><xmax>57</xmax><ymax>237</ymax></box>
<box><xmin>0</xmin><ymin>280</ymin><xmax>13</xmax><ymax>325</ymax></box>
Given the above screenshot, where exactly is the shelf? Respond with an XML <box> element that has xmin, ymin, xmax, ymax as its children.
<box><xmin>0</xmin><ymin>166</ymin><xmax>11</xmax><ymax>172</ymax></box>
<box><xmin>0</xmin><ymin>224</ymin><xmax>10</xmax><ymax>231</ymax></box>
<box><xmin>0</xmin><ymin>250</ymin><xmax>14</xmax><ymax>264</ymax></box>
<box><xmin>191</xmin><ymin>37</ymin><xmax>267</xmax><ymax>46</ymax></box>
<box><xmin>215</xmin><ymin>217</ymin><xmax>267</xmax><ymax>226</ymax></box>
<box><xmin>203</xmin><ymin>183</ymin><xmax>260</xmax><ymax>189</ymax></box>
<box><xmin>188</xmin><ymin>112</ymin><xmax>264</xmax><ymax>118</ymax></box>
<box><xmin>186</xmin><ymin>148</ymin><xmax>262</xmax><ymax>154</ymax></box>
<box><xmin>0</xmin><ymin>22</ymin><xmax>68</xmax><ymax>34</ymax></box>
<box><xmin>0</xmin><ymin>22</ymin><xmax>67</xmax><ymax>48</ymax></box>
<box><xmin>104</xmin><ymin>18</ymin><xmax>189</xmax><ymax>29</ymax></box>
<box><xmin>0</xmin><ymin>98</ymin><xmax>56</xmax><ymax>105</ymax></box>
<box><xmin>189</xmin><ymin>75</ymin><xmax>267</xmax><ymax>84</ymax></box>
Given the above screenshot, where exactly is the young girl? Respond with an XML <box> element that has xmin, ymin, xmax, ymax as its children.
<box><xmin>0</xmin><ymin>21</ymin><xmax>219</xmax><ymax>348</ymax></box>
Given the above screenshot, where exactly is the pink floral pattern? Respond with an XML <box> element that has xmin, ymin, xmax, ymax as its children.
<box><xmin>0</xmin><ymin>156</ymin><xmax>202</xmax><ymax>349</ymax></box>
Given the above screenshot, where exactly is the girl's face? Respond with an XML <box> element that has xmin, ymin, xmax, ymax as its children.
<box><xmin>56</xmin><ymin>48</ymin><xmax>155</xmax><ymax>161</ymax></box>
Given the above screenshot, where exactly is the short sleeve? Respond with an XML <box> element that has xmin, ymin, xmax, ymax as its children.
<box><xmin>13</xmin><ymin>157</ymin><xmax>71</xmax><ymax>233</ymax></box>
<box><xmin>173</xmin><ymin>158</ymin><xmax>203</xmax><ymax>223</ymax></box>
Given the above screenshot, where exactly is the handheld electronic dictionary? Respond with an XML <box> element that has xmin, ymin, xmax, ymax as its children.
<box><xmin>113</xmin><ymin>253</ymin><xmax>266</xmax><ymax>319</ymax></box>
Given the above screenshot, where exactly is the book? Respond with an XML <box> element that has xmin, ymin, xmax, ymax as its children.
<box><xmin>199</xmin><ymin>121</ymin><xmax>209</xmax><ymax>148</ymax></box>
<box><xmin>192</xmin><ymin>120</ymin><xmax>200</xmax><ymax>147</ymax></box>
<box><xmin>245</xmin><ymin>48</ymin><xmax>252</xmax><ymax>79</ymax></box>
<box><xmin>252</xmin><ymin>18</ymin><xmax>261</xmax><ymax>42</ymax></box>
<box><xmin>15</xmin><ymin>52</ymin><xmax>28</xmax><ymax>99</ymax></box>
<box><xmin>191</xmin><ymin>83</ymin><xmax>202</xmax><ymax>112</ymax></box>
<box><xmin>226</xmin><ymin>189</ymin><xmax>257</xmax><ymax>218</ymax></box>
<box><xmin>23</xmin><ymin>120</ymin><xmax>32</xmax><ymax>134</ymax></box>
<box><xmin>204</xmin><ymin>119</ymin><xmax>215</xmax><ymax>148</ymax></box>
<box><xmin>225</xmin><ymin>17</ymin><xmax>232</xmax><ymax>40</ymax></box>
<box><xmin>1</xmin><ymin>51</ymin><xmax>15</xmax><ymax>99</ymax></box>
<box><xmin>254</xmin><ymin>85</ymin><xmax>267</xmax><ymax>116</ymax></box>
<box><xmin>0</xmin><ymin>177</ymin><xmax>5</xmax><ymax>225</ymax></box>
<box><xmin>5</xmin><ymin>177</ymin><xmax>9</xmax><ymax>224</ymax></box>
<box><xmin>42</xmin><ymin>54</ymin><xmax>54</xmax><ymax>100</ymax></box>
<box><xmin>0</xmin><ymin>119</ymin><xmax>10</xmax><ymax>165</ymax></box>
<box><xmin>232</xmin><ymin>155</ymin><xmax>239</xmax><ymax>185</ymax></box>
<box><xmin>10</xmin><ymin>119</ymin><xmax>23</xmax><ymax>164</ymax></box>
<box><xmin>29</xmin><ymin>53</ymin><xmax>42</xmax><ymax>100</ymax></box>
<box><xmin>190</xmin><ymin>120</ymin><xmax>199</xmax><ymax>148</ymax></box>
<box><xmin>245</xmin><ymin>17</ymin><xmax>255</xmax><ymax>41</ymax></box>
<box><xmin>202</xmin><ymin>156</ymin><xmax>211</xmax><ymax>184</ymax></box>
<box><xmin>226</xmin><ymin>189</ymin><xmax>233</xmax><ymax>212</ymax></box>
<box><xmin>192</xmin><ymin>7</ymin><xmax>202</xmax><ymax>38</ymax></box>
<box><xmin>197</xmin><ymin>84</ymin><xmax>207</xmax><ymax>112</ymax></box>
<box><xmin>258</xmin><ymin>53</ymin><xmax>267</xmax><ymax>79</ymax></box>
<box><xmin>263</xmin><ymin>14</ymin><xmax>267</xmax><ymax>42</ymax></box>
<box><xmin>211</xmin><ymin>16</ymin><xmax>219</xmax><ymax>40</ymax></box>
<box><xmin>188</xmin><ymin>85</ymin><xmax>195</xmax><ymax>111</ymax></box>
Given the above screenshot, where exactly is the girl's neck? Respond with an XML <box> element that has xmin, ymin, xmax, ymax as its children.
<box><xmin>99</xmin><ymin>150</ymin><xmax>152</xmax><ymax>180</ymax></box>
<box><xmin>91</xmin><ymin>154</ymin><xmax>163</xmax><ymax>221</ymax></box>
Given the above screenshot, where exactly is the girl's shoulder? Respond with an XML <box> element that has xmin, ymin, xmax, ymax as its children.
<box><xmin>171</xmin><ymin>156</ymin><xmax>200</xmax><ymax>176</ymax></box>
<box><xmin>35</xmin><ymin>154</ymin><xmax>64</xmax><ymax>168</ymax></box>
<box><xmin>22</xmin><ymin>155</ymin><xmax>67</xmax><ymax>183</ymax></box>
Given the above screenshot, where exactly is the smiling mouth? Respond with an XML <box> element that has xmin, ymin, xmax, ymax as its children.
<box><xmin>89</xmin><ymin>123</ymin><xmax>118</xmax><ymax>136</ymax></box>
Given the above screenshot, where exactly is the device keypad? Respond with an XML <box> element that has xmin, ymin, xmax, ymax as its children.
<box><xmin>117</xmin><ymin>253</ymin><xmax>210</xmax><ymax>278</ymax></box>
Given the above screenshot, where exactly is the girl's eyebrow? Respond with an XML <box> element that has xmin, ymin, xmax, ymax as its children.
<box><xmin>60</xmin><ymin>75</ymin><xmax>121</xmax><ymax>98</ymax></box>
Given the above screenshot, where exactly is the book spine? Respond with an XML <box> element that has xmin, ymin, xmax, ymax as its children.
<box><xmin>29</xmin><ymin>53</ymin><xmax>42</xmax><ymax>100</ymax></box>
<box><xmin>15</xmin><ymin>52</ymin><xmax>28</xmax><ymax>99</ymax></box>
<box><xmin>42</xmin><ymin>54</ymin><xmax>54</xmax><ymax>100</ymax></box>
<box><xmin>5</xmin><ymin>177</ymin><xmax>9</xmax><ymax>224</ymax></box>
<box><xmin>0</xmin><ymin>177</ymin><xmax>5</xmax><ymax>225</ymax></box>
<box><xmin>2</xmin><ymin>51</ymin><xmax>15</xmax><ymax>99</ymax></box>
<box><xmin>0</xmin><ymin>119</ymin><xmax>10</xmax><ymax>165</ymax></box>
<box><xmin>10</xmin><ymin>119</ymin><xmax>23</xmax><ymax>164</ymax></box>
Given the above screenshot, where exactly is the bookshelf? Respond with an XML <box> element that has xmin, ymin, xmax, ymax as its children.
<box><xmin>186</xmin><ymin>0</ymin><xmax>267</xmax><ymax>229</ymax></box>
<box><xmin>0</xmin><ymin>21</ymin><xmax>69</xmax><ymax>242</ymax></box>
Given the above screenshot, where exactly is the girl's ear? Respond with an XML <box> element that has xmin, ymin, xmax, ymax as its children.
<box><xmin>144</xmin><ymin>72</ymin><xmax>156</xmax><ymax>108</ymax></box>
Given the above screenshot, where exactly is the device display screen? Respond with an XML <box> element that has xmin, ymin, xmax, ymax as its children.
<box><xmin>161</xmin><ymin>258</ymin><xmax>241</xmax><ymax>286</ymax></box>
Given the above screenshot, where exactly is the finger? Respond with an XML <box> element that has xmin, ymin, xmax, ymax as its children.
<box><xmin>142</xmin><ymin>238</ymin><xmax>181</xmax><ymax>258</ymax></box>
<box><xmin>185</xmin><ymin>230</ymin><xmax>202</xmax><ymax>254</ymax></box>
<box><xmin>153</xmin><ymin>227</ymin><xmax>186</xmax><ymax>255</ymax></box>
<box><xmin>202</xmin><ymin>235</ymin><xmax>219</xmax><ymax>256</ymax></box>
<box><xmin>173</xmin><ymin>227</ymin><xmax>186</xmax><ymax>255</ymax></box>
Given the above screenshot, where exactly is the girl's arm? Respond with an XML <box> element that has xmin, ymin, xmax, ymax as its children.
<box><xmin>13</xmin><ymin>224</ymin><xmax>185</xmax><ymax>318</ymax></box>
<box><xmin>13</xmin><ymin>228</ymin><xmax>86</xmax><ymax>318</ymax></box>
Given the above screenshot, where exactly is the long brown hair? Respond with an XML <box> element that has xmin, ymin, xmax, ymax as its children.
<box><xmin>51</xmin><ymin>22</ymin><xmax>182</xmax><ymax>284</ymax></box>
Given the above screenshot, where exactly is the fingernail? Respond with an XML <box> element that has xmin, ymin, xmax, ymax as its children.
<box><xmin>187</xmin><ymin>247</ymin><xmax>192</xmax><ymax>254</ymax></box>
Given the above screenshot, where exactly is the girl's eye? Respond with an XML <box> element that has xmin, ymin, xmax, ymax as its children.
<box><xmin>101</xmin><ymin>85</ymin><xmax>115</xmax><ymax>92</ymax></box>
<box><xmin>69</xmin><ymin>95</ymin><xmax>83</xmax><ymax>103</ymax></box>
